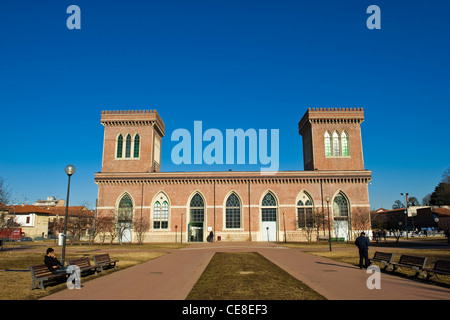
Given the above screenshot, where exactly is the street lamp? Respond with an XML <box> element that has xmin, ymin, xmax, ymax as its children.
<box><xmin>401</xmin><ymin>193</ymin><xmax>409</xmax><ymax>240</ymax></box>
<box><xmin>325</xmin><ymin>196</ymin><xmax>332</xmax><ymax>252</ymax></box>
<box><xmin>61</xmin><ymin>164</ymin><xmax>76</xmax><ymax>266</ymax></box>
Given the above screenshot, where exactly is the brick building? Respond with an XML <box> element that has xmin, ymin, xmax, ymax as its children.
<box><xmin>94</xmin><ymin>108</ymin><xmax>372</xmax><ymax>243</ymax></box>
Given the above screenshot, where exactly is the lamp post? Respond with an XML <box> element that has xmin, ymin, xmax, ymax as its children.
<box><xmin>401</xmin><ymin>193</ymin><xmax>409</xmax><ymax>240</ymax></box>
<box><xmin>61</xmin><ymin>164</ymin><xmax>76</xmax><ymax>266</ymax></box>
<box><xmin>325</xmin><ymin>196</ymin><xmax>332</xmax><ymax>252</ymax></box>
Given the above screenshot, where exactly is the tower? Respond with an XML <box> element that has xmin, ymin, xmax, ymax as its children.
<box><xmin>298</xmin><ymin>108</ymin><xmax>365</xmax><ymax>171</ymax></box>
<box><xmin>100</xmin><ymin>110</ymin><xmax>165</xmax><ymax>173</ymax></box>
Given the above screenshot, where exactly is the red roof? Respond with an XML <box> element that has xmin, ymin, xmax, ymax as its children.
<box><xmin>433</xmin><ymin>208</ymin><xmax>450</xmax><ymax>217</ymax></box>
<box><xmin>9</xmin><ymin>205</ymin><xmax>94</xmax><ymax>217</ymax></box>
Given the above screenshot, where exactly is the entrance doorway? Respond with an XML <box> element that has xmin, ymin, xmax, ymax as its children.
<box><xmin>261</xmin><ymin>192</ymin><xmax>278</xmax><ymax>242</ymax></box>
<box><xmin>189</xmin><ymin>222</ymin><xmax>204</xmax><ymax>242</ymax></box>
<box><xmin>189</xmin><ymin>193</ymin><xmax>205</xmax><ymax>243</ymax></box>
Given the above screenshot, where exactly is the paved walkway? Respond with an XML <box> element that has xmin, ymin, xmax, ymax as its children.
<box><xmin>42</xmin><ymin>242</ymin><xmax>450</xmax><ymax>300</ymax></box>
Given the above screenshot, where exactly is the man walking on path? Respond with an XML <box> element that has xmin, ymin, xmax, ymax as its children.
<box><xmin>355</xmin><ymin>232</ymin><xmax>370</xmax><ymax>269</ymax></box>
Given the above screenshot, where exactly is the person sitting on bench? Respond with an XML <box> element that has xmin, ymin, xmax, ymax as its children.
<box><xmin>44</xmin><ymin>247</ymin><xmax>82</xmax><ymax>289</ymax></box>
<box><xmin>44</xmin><ymin>248</ymin><xmax>67</xmax><ymax>274</ymax></box>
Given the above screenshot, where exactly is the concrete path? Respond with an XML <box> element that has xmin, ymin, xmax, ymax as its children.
<box><xmin>42</xmin><ymin>242</ymin><xmax>450</xmax><ymax>300</ymax></box>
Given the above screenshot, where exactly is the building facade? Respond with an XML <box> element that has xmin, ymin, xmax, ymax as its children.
<box><xmin>94</xmin><ymin>108</ymin><xmax>372</xmax><ymax>243</ymax></box>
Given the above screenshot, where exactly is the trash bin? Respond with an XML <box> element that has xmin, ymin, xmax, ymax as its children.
<box><xmin>58</xmin><ymin>233</ymin><xmax>64</xmax><ymax>246</ymax></box>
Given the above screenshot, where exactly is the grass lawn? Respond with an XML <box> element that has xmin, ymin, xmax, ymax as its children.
<box><xmin>0</xmin><ymin>241</ymin><xmax>186</xmax><ymax>300</ymax></box>
<box><xmin>186</xmin><ymin>252</ymin><xmax>326</xmax><ymax>300</ymax></box>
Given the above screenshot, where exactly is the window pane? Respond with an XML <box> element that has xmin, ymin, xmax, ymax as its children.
<box><xmin>341</xmin><ymin>132</ymin><xmax>349</xmax><ymax>156</ymax></box>
<box><xmin>125</xmin><ymin>134</ymin><xmax>132</xmax><ymax>158</ymax></box>
<box><xmin>262</xmin><ymin>208</ymin><xmax>277</xmax><ymax>221</ymax></box>
<box><xmin>226</xmin><ymin>194</ymin><xmax>241</xmax><ymax>228</ymax></box>
<box><xmin>333</xmin><ymin>132</ymin><xmax>340</xmax><ymax>156</ymax></box>
<box><xmin>117</xmin><ymin>135</ymin><xmax>123</xmax><ymax>158</ymax></box>
<box><xmin>190</xmin><ymin>193</ymin><xmax>204</xmax><ymax>222</ymax></box>
<box><xmin>324</xmin><ymin>132</ymin><xmax>332</xmax><ymax>157</ymax></box>
<box><xmin>134</xmin><ymin>134</ymin><xmax>140</xmax><ymax>158</ymax></box>
<box><xmin>262</xmin><ymin>193</ymin><xmax>276</xmax><ymax>206</ymax></box>
<box><xmin>333</xmin><ymin>194</ymin><xmax>348</xmax><ymax>218</ymax></box>
<box><xmin>161</xmin><ymin>201</ymin><xmax>169</xmax><ymax>229</ymax></box>
<box><xmin>297</xmin><ymin>207</ymin><xmax>306</xmax><ymax>228</ymax></box>
<box><xmin>118</xmin><ymin>195</ymin><xmax>133</xmax><ymax>223</ymax></box>
<box><xmin>154</xmin><ymin>201</ymin><xmax>161</xmax><ymax>229</ymax></box>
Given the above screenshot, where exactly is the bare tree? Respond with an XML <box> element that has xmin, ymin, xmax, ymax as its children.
<box><xmin>352</xmin><ymin>207</ymin><xmax>371</xmax><ymax>239</ymax></box>
<box><xmin>0</xmin><ymin>177</ymin><xmax>11</xmax><ymax>206</ymax></box>
<box><xmin>134</xmin><ymin>215</ymin><xmax>150</xmax><ymax>244</ymax></box>
<box><xmin>95</xmin><ymin>215</ymin><xmax>116</xmax><ymax>244</ymax></box>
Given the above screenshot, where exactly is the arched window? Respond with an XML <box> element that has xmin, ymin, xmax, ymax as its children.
<box><xmin>333</xmin><ymin>193</ymin><xmax>349</xmax><ymax>220</ymax></box>
<box><xmin>332</xmin><ymin>131</ymin><xmax>340</xmax><ymax>156</ymax></box>
<box><xmin>133</xmin><ymin>134</ymin><xmax>140</xmax><ymax>158</ymax></box>
<box><xmin>154</xmin><ymin>200</ymin><xmax>169</xmax><ymax>229</ymax></box>
<box><xmin>118</xmin><ymin>194</ymin><xmax>133</xmax><ymax>220</ymax></box>
<box><xmin>117</xmin><ymin>194</ymin><xmax>133</xmax><ymax>242</ymax></box>
<box><xmin>341</xmin><ymin>131</ymin><xmax>349</xmax><ymax>156</ymax></box>
<box><xmin>226</xmin><ymin>193</ymin><xmax>241</xmax><ymax>229</ymax></box>
<box><xmin>190</xmin><ymin>193</ymin><xmax>204</xmax><ymax>223</ymax></box>
<box><xmin>324</xmin><ymin>131</ymin><xmax>332</xmax><ymax>157</ymax></box>
<box><xmin>297</xmin><ymin>192</ymin><xmax>314</xmax><ymax>228</ymax></box>
<box><xmin>116</xmin><ymin>134</ymin><xmax>123</xmax><ymax>158</ymax></box>
<box><xmin>261</xmin><ymin>192</ymin><xmax>277</xmax><ymax>222</ymax></box>
<box><xmin>125</xmin><ymin>134</ymin><xmax>132</xmax><ymax>158</ymax></box>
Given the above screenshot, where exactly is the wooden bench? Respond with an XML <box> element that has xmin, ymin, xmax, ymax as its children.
<box><xmin>68</xmin><ymin>257</ymin><xmax>100</xmax><ymax>275</ymax></box>
<box><xmin>424</xmin><ymin>259</ymin><xmax>450</xmax><ymax>280</ymax></box>
<box><xmin>391</xmin><ymin>255</ymin><xmax>427</xmax><ymax>277</ymax></box>
<box><xmin>370</xmin><ymin>251</ymin><xmax>394</xmax><ymax>270</ymax></box>
<box><xmin>29</xmin><ymin>264</ymin><xmax>66</xmax><ymax>290</ymax></box>
<box><xmin>93</xmin><ymin>253</ymin><xmax>119</xmax><ymax>271</ymax></box>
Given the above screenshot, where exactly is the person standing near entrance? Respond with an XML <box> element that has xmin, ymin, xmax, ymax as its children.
<box><xmin>355</xmin><ymin>232</ymin><xmax>370</xmax><ymax>269</ymax></box>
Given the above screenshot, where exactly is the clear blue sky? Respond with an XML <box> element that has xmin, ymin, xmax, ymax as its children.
<box><xmin>0</xmin><ymin>0</ymin><xmax>449</xmax><ymax>210</ymax></box>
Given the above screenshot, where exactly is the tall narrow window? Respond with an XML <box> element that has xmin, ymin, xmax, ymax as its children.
<box><xmin>125</xmin><ymin>134</ymin><xmax>132</xmax><ymax>158</ymax></box>
<box><xmin>161</xmin><ymin>201</ymin><xmax>169</xmax><ymax>228</ymax></box>
<box><xmin>190</xmin><ymin>193</ymin><xmax>205</xmax><ymax>223</ymax></box>
<box><xmin>332</xmin><ymin>131</ymin><xmax>340</xmax><ymax>156</ymax></box>
<box><xmin>261</xmin><ymin>192</ymin><xmax>277</xmax><ymax>222</ymax></box>
<box><xmin>333</xmin><ymin>193</ymin><xmax>349</xmax><ymax>219</ymax></box>
<box><xmin>153</xmin><ymin>200</ymin><xmax>169</xmax><ymax>229</ymax></box>
<box><xmin>118</xmin><ymin>194</ymin><xmax>133</xmax><ymax>243</ymax></box>
<box><xmin>116</xmin><ymin>134</ymin><xmax>123</xmax><ymax>158</ymax></box>
<box><xmin>153</xmin><ymin>201</ymin><xmax>161</xmax><ymax>229</ymax></box>
<box><xmin>341</xmin><ymin>131</ymin><xmax>349</xmax><ymax>156</ymax></box>
<box><xmin>118</xmin><ymin>195</ymin><xmax>133</xmax><ymax>219</ymax></box>
<box><xmin>324</xmin><ymin>131</ymin><xmax>332</xmax><ymax>156</ymax></box>
<box><xmin>297</xmin><ymin>192</ymin><xmax>314</xmax><ymax>228</ymax></box>
<box><xmin>226</xmin><ymin>193</ymin><xmax>241</xmax><ymax>229</ymax></box>
<box><xmin>133</xmin><ymin>134</ymin><xmax>140</xmax><ymax>158</ymax></box>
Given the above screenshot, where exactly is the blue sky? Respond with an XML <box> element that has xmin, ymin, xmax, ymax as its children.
<box><xmin>0</xmin><ymin>0</ymin><xmax>449</xmax><ymax>210</ymax></box>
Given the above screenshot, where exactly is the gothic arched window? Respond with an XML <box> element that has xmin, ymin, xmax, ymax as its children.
<box><xmin>116</xmin><ymin>134</ymin><xmax>123</xmax><ymax>158</ymax></box>
<box><xmin>226</xmin><ymin>193</ymin><xmax>241</xmax><ymax>229</ymax></box>
<box><xmin>133</xmin><ymin>134</ymin><xmax>140</xmax><ymax>158</ymax></box>
<box><xmin>125</xmin><ymin>134</ymin><xmax>132</xmax><ymax>158</ymax></box>
<box><xmin>324</xmin><ymin>131</ymin><xmax>332</xmax><ymax>157</ymax></box>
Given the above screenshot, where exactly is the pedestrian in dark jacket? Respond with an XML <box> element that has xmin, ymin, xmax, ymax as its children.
<box><xmin>355</xmin><ymin>232</ymin><xmax>370</xmax><ymax>269</ymax></box>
